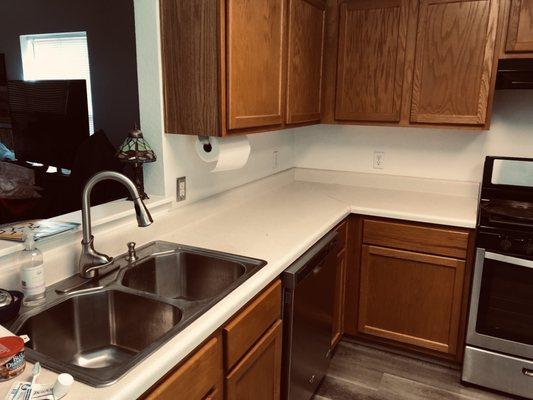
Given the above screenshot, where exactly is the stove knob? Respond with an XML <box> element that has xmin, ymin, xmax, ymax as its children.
<box><xmin>500</xmin><ymin>237</ymin><xmax>512</xmax><ymax>251</ymax></box>
<box><xmin>524</xmin><ymin>240</ymin><xmax>533</xmax><ymax>256</ymax></box>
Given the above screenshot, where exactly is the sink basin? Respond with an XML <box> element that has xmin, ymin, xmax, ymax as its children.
<box><xmin>10</xmin><ymin>241</ymin><xmax>266</xmax><ymax>387</ymax></box>
<box><xmin>122</xmin><ymin>251</ymin><xmax>246</xmax><ymax>301</ymax></box>
<box><xmin>17</xmin><ymin>290</ymin><xmax>182</xmax><ymax>385</ymax></box>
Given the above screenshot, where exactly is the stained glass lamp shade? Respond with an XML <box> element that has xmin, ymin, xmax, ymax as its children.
<box><xmin>116</xmin><ymin>128</ymin><xmax>156</xmax><ymax>200</ymax></box>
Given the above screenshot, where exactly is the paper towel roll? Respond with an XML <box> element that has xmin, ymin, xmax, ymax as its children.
<box><xmin>195</xmin><ymin>135</ymin><xmax>251</xmax><ymax>172</ymax></box>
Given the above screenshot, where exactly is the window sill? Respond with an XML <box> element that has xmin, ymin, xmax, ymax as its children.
<box><xmin>0</xmin><ymin>195</ymin><xmax>173</xmax><ymax>259</ymax></box>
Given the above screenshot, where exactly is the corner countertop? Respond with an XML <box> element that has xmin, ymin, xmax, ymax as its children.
<box><xmin>0</xmin><ymin>168</ymin><xmax>479</xmax><ymax>400</ymax></box>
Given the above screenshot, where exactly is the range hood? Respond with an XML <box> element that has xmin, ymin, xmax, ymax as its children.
<box><xmin>496</xmin><ymin>59</ymin><xmax>533</xmax><ymax>89</ymax></box>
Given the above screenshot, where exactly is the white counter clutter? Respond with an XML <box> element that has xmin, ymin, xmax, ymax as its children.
<box><xmin>0</xmin><ymin>168</ymin><xmax>479</xmax><ymax>400</ymax></box>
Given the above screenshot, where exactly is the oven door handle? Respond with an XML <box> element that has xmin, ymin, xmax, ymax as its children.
<box><xmin>485</xmin><ymin>252</ymin><xmax>533</xmax><ymax>269</ymax></box>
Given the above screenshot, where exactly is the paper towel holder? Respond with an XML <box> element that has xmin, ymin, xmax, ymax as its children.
<box><xmin>198</xmin><ymin>136</ymin><xmax>213</xmax><ymax>153</ymax></box>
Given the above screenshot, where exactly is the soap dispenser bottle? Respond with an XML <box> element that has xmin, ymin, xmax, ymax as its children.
<box><xmin>19</xmin><ymin>228</ymin><xmax>46</xmax><ymax>306</ymax></box>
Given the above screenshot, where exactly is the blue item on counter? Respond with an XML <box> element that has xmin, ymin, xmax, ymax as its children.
<box><xmin>0</xmin><ymin>142</ymin><xmax>15</xmax><ymax>161</ymax></box>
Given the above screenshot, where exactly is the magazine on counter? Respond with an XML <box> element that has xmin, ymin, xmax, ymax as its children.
<box><xmin>0</xmin><ymin>220</ymin><xmax>80</xmax><ymax>242</ymax></box>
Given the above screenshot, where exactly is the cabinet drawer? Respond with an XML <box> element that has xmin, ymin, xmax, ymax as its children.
<box><xmin>224</xmin><ymin>280</ymin><xmax>281</xmax><ymax>370</ymax></box>
<box><xmin>145</xmin><ymin>336</ymin><xmax>222</xmax><ymax>400</ymax></box>
<box><xmin>226</xmin><ymin>320</ymin><xmax>283</xmax><ymax>400</ymax></box>
<box><xmin>363</xmin><ymin>219</ymin><xmax>470</xmax><ymax>259</ymax></box>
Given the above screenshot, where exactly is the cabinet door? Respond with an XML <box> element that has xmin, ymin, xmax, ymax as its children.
<box><xmin>286</xmin><ymin>0</ymin><xmax>326</xmax><ymax>124</ymax></box>
<box><xmin>506</xmin><ymin>0</ymin><xmax>533</xmax><ymax>52</ymax></box>
<box><xmin>145</xmin><ymin>336</ymin><xmax>223</xmax><ymax>400</ymax></box>
<box><xmin>226</xmin><ymin>320</ymin><xmax>282</xmax><ymax>400</ymax></box>
<box><xmin>358</xmin><ymin>245</ymin><xmax>465</xmax><ymax>355</ymax></box>
<box><xmin>331</xmin><ymin>249</ymin><xmax>346</xmax><ymax>348</ymax></box>
<box><xmin>410</xmin><ymin>0</ymin><xmax>499</xmax><ymax>125</ymax></box>
<box><xmin>335</xmin><ymin>0</ymin><xmax>410</xmax><ymax>122</ymax></box>
<box><xmin>227</xmin><ymin>0</ymin><xmax>286</xmax><ymax>130</ymax></box>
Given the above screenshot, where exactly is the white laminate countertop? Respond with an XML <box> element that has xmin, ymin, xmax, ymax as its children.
<box><xmin>0</xmin><ymin>168</ymin><xmax>479</xmax><ymax>400</ymax></box>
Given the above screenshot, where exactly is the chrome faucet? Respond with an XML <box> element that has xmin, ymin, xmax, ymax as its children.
<box><xmin>79</xmin><ymin>171</ymin><xmax>153</xmax><ymax>278</ymax></box>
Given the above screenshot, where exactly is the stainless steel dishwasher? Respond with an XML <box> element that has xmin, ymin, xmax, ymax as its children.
<box><xmin>281</xmin><ymin>231</ymin><xmax>338</xmax><ymax>400</ymax></box>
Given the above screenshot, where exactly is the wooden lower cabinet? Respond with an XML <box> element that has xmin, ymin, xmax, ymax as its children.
<box><xmin>144</xmin><ymin>336</ymin><xmax>223</xmax><ymax>400</ymax></box>
<box><xmin>144</xmin><ymin>280</ymin><xmax>282</xmax><ymax>399</ymax></box>
<box><xmin>331</xmin><ymin>249</ymin><xmax>346</xmax><ymax>348</ymax></box>
<box><xmin>358</xmin><ymin>244</ymin><xmax>466</xmax><ymax>356</ymax></box>
<box><xmin>226</xmin><ymin>320</ymin><xmax>283</xmax><ymax>400</ymax></box>
<box><xmin>331</xmin><ymin>219</ymin><xmax>348</xmax><ymax>349</ymax></box>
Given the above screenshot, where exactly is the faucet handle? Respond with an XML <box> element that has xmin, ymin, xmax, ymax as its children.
<box><xmin>127</xmin><ymin>242</ymin><xmax>138</xmax><ymax>263</ymax></box>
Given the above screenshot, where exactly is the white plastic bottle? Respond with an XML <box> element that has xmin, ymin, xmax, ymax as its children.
<box><xmin>19</xmin><ymin>228</ymin><xmax>46</xmax><ymax>306</ymax></box>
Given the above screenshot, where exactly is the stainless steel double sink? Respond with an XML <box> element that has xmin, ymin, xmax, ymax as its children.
<box><xmin>8</xmin><ymin>241</ymin><xmax>266</xmax><ymax>387</ymax></box>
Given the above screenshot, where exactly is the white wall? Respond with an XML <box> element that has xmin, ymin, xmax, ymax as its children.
<box><xmin>294</xmin><ymin>90</ymin><xmax>533</xmax><ymax>183</ymax></box>
<box><xmin>134</xmin><ymin>0</ymin><xmax>295</xmax><ymax>203</ymax></box>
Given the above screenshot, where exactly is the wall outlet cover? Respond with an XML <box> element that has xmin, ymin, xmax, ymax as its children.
<box><xmin>373</xmin><ymin>151</ymin><xmax>385</xmax><ymax>169</ymax></box>
<box><xmin>176</xmin><ymin>177</ymin><xmax>186</xmax><ymax>202</ymax></box>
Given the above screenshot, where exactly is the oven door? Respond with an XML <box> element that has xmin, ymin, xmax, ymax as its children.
<box><xmin>467</xmin><ymin>248</ymin><xmax>533</xmax><ymax>360</ymax></box>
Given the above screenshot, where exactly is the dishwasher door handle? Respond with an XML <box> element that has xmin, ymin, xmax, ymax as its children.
<box><xmin>312</xmin><ymin>259</ymin><xmax>326</xmax><ymax>275</ymax></box>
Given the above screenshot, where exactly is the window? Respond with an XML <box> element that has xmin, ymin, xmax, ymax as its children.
<box><xmin>20</xmin><ymin>32</ymin><xmax>94</xmax><ymax>133</ymax></box>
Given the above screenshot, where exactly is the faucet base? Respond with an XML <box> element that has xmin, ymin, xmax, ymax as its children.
<box><xmin>79</xmin><ymin>236</ymin><xmax>113</xmax><ymax>279</ymax></box>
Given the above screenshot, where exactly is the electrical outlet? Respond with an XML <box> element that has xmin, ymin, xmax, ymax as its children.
<box><xmin>373</xmin><ymin>151</ymin><xmax>385</xmax><ymax>169</ymax></box>
<box><xmin>272</xmin><ymin>150</ymin><xmax>279</xmax><ymax>170</ymax></box>
<box><xmin>176</xmin><ymin>177</ymin><xmax>186</xmax><ymax>202</ymax></box>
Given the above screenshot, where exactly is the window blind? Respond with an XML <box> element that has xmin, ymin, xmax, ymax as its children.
<box><xmin>20</xmin><ymin>32</ymin><xmax>94</xmax><ymax>133</ymax></box>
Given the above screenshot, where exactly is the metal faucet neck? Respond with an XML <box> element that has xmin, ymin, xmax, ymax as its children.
<box><xmin>79</xmin><ymin>171</ymin><xmax>153</xmax><ymax>278</ymax></box>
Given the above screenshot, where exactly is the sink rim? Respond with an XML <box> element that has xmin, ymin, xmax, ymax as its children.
<box><xmin>12</xmin><ymin>287</ymin><xmax>185</xmax><ymax>386</ymax></box>
<box><xmin>120</xmin><ymin>248</ymin><xmax>249</xmax><ymax>301</ymax></box>
<box><xmin>9</xmin><ymin>241</ymin><xmax>267</xmax><ymax>387</ymax></box>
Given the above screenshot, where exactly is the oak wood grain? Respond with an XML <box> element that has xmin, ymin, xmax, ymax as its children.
<box><xmin>358</xmin><ymin>245</ymin><xmax>466</xmax><ymax>355</ymax></box>
<box><xmin>160</xmin><ymin>0</ymin><xmax>221</xmax><ymax>136</ymax></box>
<box><xmin>224</xmin><ymin>280</ymin><xmax>281</xmax><ymax>370</ymax></box>
<box><xmin>225</xmin><ymin>320</ymin><xmax>283</xmax><ymax>400</ymax></box>
<box><xmin>227</xmin><ymin>0</ymin><xmax>286</xmax><ymax>130</ymax></box>
<box><xmin>332</xmin><ymin>248</ymin><xmax>347</xmax><ymax>348</ymax></box>
<box><xmin>363</xmin><ymin>218</ymin><xmax>470</xmax><ymax>259</ymax></box>
<box><xmin>506</xmin><ymin>0</ymin><xmax>533</xmax><ymax>52</ymax></box>
<box><xmin>410</xmin><ymin>0</ymin><xmax>499</xmax><ymax>125</ymax></box>
<box><xmin>286</xmin><ymin>0</ymin><xmax>326</xmax><ymax>124</ymax></box>
<box><xmin>343</xmin><ymin>215</ymin><xmax>364</xmax><ymax>336</ymax></box>
<box><xmin>332</xmin><ymin>219</ymin><xmax>348</xmax><ymax>347</ymax></box>
<box><xmin>335</xmin><ymin>0</ymin><xmax>409</xmax><ymax>122</ymax></box>
<box><xmin>144</xmin><ymin>336</ymin><xmax>223</xmax><ymax>400</ymax></box>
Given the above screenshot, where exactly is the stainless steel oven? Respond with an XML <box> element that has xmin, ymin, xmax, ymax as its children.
<box><xmin>467</xmin><ymin>249</ymin><xmax>533</xmax><ymax>358</ymax></box>
<box><xmin>463</xmin><ymin>157</ymin><xmax>533</xmax><ymax>398</ymax></box>
<box><xmin>463</xmin><ymin>248</ymin><xmax>533</xmax><ymax>398</ymax></box>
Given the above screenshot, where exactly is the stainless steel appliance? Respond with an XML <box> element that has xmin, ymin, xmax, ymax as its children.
<box><xmin>282</xmin><ymin>231</ymin><xmax>338</xmax><ymax>400</ymax></box>
<box><xmin>463</xmin><ymin>156</ymin><xmax>533</xmax><ymax>399</ymax></box>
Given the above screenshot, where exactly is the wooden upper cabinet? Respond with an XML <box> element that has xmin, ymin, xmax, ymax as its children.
<box><xmin>159</xmin><ymin>0</ymin><xmax>221</xmax><ymax>136</ymax></box>
<box><xmin>227</xmin><ymin>0</ymin><xmax>286</xmax><ymax>130</ymax></box>
<box><xmin>335</xmin><ymin>0</ymin><xmax>410</xmax><ymax>122</ymax></box>
<box><xmin>410</xmin><ymin>0</ymin><xmax>499</xmax><ymax>126</ymax></box>
<box><xmin>286</xmin><ymin>0</ymin><xmax>326</xmax><ymax>124</ymax></box>
<box><xmin>506</xmin><ymin>0</ymin><xmax>533</xmax><ymax>52</ymax></box>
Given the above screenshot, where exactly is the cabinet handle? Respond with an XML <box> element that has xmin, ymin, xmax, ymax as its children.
<box><xmin>523</xmin><ymin>368</ymin><xmax>533</xmax><ymax>377</ymax></box>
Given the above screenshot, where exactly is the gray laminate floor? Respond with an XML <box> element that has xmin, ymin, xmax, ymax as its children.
<box><xmin>313</xmin><ymin>341</ymin><xmax>514</xmax><ymax>400</ymax></box>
